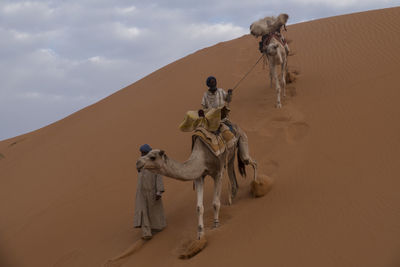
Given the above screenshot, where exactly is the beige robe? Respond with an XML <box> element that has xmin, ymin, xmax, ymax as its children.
<box><xmin>201</xmin><ymin>88</ymin><xmax>229</xmax><ymax>109</ymax></box>
<box><xmin>133</xmin><ymin>170</ymin><xmax>166</xmax><ymax>230</ymax></box>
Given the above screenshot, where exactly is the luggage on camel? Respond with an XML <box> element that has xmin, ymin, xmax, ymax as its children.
<box><xmin>179</xmin><ymin>107</ymin><xmax>236</xmax><ymax>156</ymax></box>
<box><xmin>250</xmin><ymin>14</ymin><xmax>289</xmax><ymax>55</ymax></box>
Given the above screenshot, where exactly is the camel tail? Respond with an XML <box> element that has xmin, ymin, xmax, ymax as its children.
<box><xmin>237</xmin><ymin>146</ymin><xmax>247</xmax><ymax>178</ymax></box>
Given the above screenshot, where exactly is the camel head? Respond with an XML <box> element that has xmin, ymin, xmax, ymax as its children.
<box><xmin>266</xmin><ymin>43</ymin><xmax>279</xmax><ymax>56</ymax></box>
<box><xmin>136</xmin><ymin>149</ymin><xmax>167</xmax><ymax>174</ymax></box>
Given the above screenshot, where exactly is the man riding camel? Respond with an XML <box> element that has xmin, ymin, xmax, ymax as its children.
<box><xmin>199</xmin><ymin>76</ymin><xmax>251</xmax><ymax>160</ymax></box>
<box><xmin>197</xmin><ymin>76</ymin><xmax>255</xmax><ymax>198</ymax></box>
<box><xmin>201</xmin><ymin>76</ymin><xmax>233</xmax><ymax>110</ymax></box>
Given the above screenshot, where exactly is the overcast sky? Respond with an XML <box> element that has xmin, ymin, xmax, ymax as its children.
<box><xmin>0</xmin><ymin>0</ymin><xmax>398</xmax><ymax>140</ymax></box>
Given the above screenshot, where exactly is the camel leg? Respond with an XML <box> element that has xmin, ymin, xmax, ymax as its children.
<box><xmin>250</xmin><ymin>160</ymin><xmax>258</xmax><ymax>181</ymax></box>
<box><xmin>227</xmin><ymin>153</ymin><xmax>238</xmax><ymax>201</ymax></box>
<box><xmin>281</xmin><ymin>54</ymin><xmax>287</xmax><ymax>98</ymax></box>
<box><xmin>212</xmin><ymin>171</ymin><xmax>223</xmax><ymax>228</ymax></box>
<box><xmin>195</xmin><ymin>177</ymin><xmax>205</xmax><ymax>239</ymax></box>
<box><xmin>269</xmin><ymin>59</ymin><xmax>281</xmax><ymax>108</ymax></box>
<box><xmin>275</xmin><ymin>78</ymin><xmax>281</xmax><ymax>108</ymax></box>
<box><xmin>226</xmin><ymin>174</ymin><xmax>232</xmax><ymax>206</ymax></box>
<box><xmin>270</xmin><ymin>73</ymin><xmax>273</xmax><ymax>89</ymax></box>
<box><xmin>284</xmin><ymin>43</ymin><xmax>290</xmax><ymax>56</ymax></box>
<box><xmin>237</xmin><ymin>127</ymin><xmax>253</xmax><ymax>164</ymax></box>
<box><xmin>236</xmin><ymin>127</ymin><xmax>258</xmax><ymax>181</ymax></box>
<box><xmin>268</xmin><ymin>57</ymin><xmax>274</xmax><ymax>89</ymax></box>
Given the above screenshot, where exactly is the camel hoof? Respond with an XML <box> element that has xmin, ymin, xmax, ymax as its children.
<box><xmin>179</xmin><ymin>236</ymin><xmax>207</xmax><ymax>259</ymax></box>
<box><xmin>214</xmin><ymin>221</ymin><xmax>220</xmax><ymax>228</ymax></box>
<box><xmin>276</xmin><ymin>103</ymin><xmax>282</xmax><ymax>108</ymax></box>
<box><xmin>251</xmin><ymin>175</ymin><xmax>274</xmax><ymax>197</ymax></box>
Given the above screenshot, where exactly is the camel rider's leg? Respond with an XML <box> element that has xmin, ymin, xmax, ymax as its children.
<box><xmin>221</xmin><ymin>118</ymin><xmax>236</xmax><ymax>135</ymax></box>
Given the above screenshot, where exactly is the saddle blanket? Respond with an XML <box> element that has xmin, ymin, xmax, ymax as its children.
<box><xmin>192</xmin><ymin>124</ymin><xmax>236</xmax><ymax>157</ymax></box>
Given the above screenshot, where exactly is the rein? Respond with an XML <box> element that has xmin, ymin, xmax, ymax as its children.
<box><xmin>231</xmin><ymin>54</ymin><xmax>264</xmax><ymax>91</ymax></box>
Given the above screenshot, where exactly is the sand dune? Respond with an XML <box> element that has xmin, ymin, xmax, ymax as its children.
<box><xmin>1</xmin><ymin>7</ymin><xmax>400</xmax><ymax>267</ymax></box>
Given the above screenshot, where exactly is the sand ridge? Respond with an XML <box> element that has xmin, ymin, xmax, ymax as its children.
<box><xmin>1</xmin><ymin>7</ymin><xmax>400</xmax><ymax>267</ymax></box>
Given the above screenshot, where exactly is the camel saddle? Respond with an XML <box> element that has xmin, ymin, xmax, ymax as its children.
<box><xmin>179</xmin><ymin>107</ymin><xmax>236</xmax><ymax>156</ymax></box>
<box><xmin>192</xmin><ymin>124</ymin><xmax>236</xmax><ymax>157</ymax></box>
<box><xmin>259</xmin><ymin>32</ymin><xmax>286</xmax><ymax>53</ymax></box>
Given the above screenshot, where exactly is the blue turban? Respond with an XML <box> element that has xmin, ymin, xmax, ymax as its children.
<box><xmin>139</xmin><ymin>144</ymin><xmax>152</xmax><ymax>153</ymax></box>
<box><xmin>206</xmin><ymin>76</ymin><xmax>217</xmax><ymax>87</ymax></box>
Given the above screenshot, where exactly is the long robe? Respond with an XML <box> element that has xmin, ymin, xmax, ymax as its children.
<box><xmin>133</xmin><ymin>169</ymin><xmax>166</xmax><ymax>230</ymax></box>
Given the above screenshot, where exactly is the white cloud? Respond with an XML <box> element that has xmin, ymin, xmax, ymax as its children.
<box><xmin>115</xmin><ymin>6</ymin><xmax>136</xmax><ymax>14</ymax></box>
<box><xmin>38</xmin><ymin>48</ymin><xmax>57</xmax><ymax>57</ymax></box>
<box><xmin>17</xmin><ymin>91</ymin><xmax>42</xmax><ymax>99</ymax></box>
<box><xmin>1</xmin><ymin>1</ymin><xmax>55</xmax><ymax>20</ymax></box>
<box><xmin>10</xmin><ymin>29</ymin><xmax>31</xmax><ymax>40</ymax></box>
<box><xmin>113</xmin><ymin>22</ymin><xmax>142</xmax><ymax>40</ymax></box>
<box><xmin>2</xmin><ymin>1</ymin><xmax>53</xmax><ymax>14</ymax></box>
<box><xmin>88</xmin><ymin>56</ymin><xmax>102</xmax><ymax>63</ymax></box>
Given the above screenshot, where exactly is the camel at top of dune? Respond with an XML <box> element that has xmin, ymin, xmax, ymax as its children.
<box><xmin>250</xmin><ymin>14</ymin><xmax>290</xmax><ymax>108</ymax></box>
<box><xmin>136</xmin><ymin>123</ymin><xmax>257</xmax><ymax>240</ymax></box>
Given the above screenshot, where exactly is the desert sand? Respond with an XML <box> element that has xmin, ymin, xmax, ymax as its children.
<box><xmin>1</xmin><ymin>7</ymin><xmax>400</xmax><ymax>267</ymax></box>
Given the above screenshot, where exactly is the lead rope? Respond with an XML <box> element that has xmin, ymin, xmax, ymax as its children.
<box><xmin>231</xmin><ymin>54</ymin><xmax>264</xmax><ymax>91</ymax></box>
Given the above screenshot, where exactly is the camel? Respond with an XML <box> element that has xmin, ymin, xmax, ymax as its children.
<box><xmin>265</xmin><ymin>36</ymin><xmax>288</xmax><ymax>108</ymax></box>
<box><xmin>250</xmin><ymin>14</ymin><xmax>289</xmax><ymax>108</ymax></box>
<box><xmin>136</xmin><ymin>123</ymin><xmax>257</xmax><ymax>240</ymax></box>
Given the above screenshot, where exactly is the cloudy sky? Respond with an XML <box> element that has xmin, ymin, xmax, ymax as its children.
<box><xmin>0</xmin><ymin>0</ymin><xmax>398</xmax><ymax>140</ymax></box>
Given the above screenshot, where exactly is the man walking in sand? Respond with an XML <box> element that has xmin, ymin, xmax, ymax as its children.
<box><xmin>134</xmin><ymin>144</ymin><xmax>166</xmax><ymax>240</ymax></box>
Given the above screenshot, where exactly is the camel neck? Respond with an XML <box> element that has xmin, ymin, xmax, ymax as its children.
<box><xmin>162</xmin><ymin>152</ymin><xmax>206</xmax><ymax>181</ymax></box>
<box><xmin>161</xmin><ymin>141</ymin><xmax>207</xmax><ymax>181</ymax></box>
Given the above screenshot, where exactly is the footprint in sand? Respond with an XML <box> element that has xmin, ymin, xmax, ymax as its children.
<box><xmin>285</xmin><ymin>122</ymin><xmax>310</xmax><ymax>143</ymax></box>
<box><xmin>0</xmin><ymin>153</ymin><xmax>5</xmax><ymax>160</ymax></box>
<box><xmin>271</xmin><ymin>115</ymin><xmax>291</xmax><ymax>122</ymax></box>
